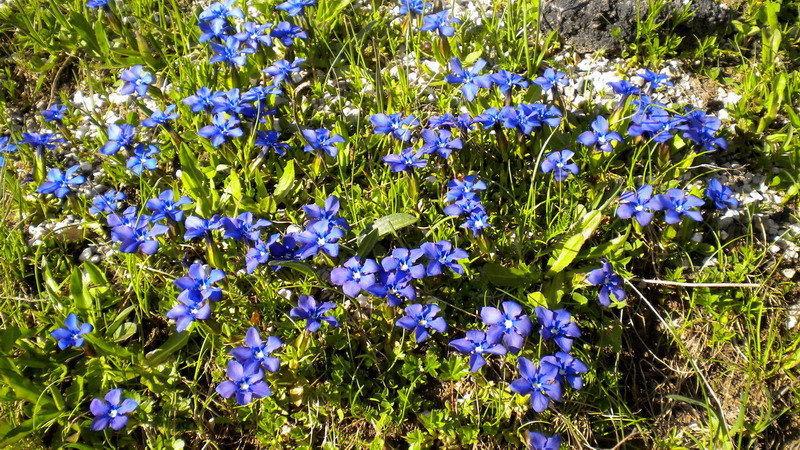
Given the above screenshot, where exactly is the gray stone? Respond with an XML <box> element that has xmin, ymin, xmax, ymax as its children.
<box><xmin>540</xmin><ymin>0</ymin><xmax>733</xmax><ymax>54</ymax></box>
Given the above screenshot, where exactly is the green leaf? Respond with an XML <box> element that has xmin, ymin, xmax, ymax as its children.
<box><xmin>145</xmin><ymin>331</ymin><xmax>190</xmax><ymax>367</ymax></box>
<box><xmin>111</xmin><ymin>323</ymin><xmax>138</xmax><ymax>343</ymax></box>
<box><xmin>0</xmin><ymin>359</ymin><xmax>54</xmax><ymax>406</ymax></box>
<box><xmin>86</xmin><ymin>335</ymin><xmax>133</xmax><ymax>359</ymax></box>
<box><xmin>482</xmin><ymin>263</ymin><xmax>530</xmax><ymax>287</ymax></box>
<box><xmin>0</xmin><ymin>410</ymin><xmax>60</xmax><ymax>446</ymax></box>
<box><xmin>70</xmin><ymin>267</ymin><xmax>91</xmax><ymax>314</ymax></box>
<box><xmin>274</xmin><ymin>160</ymin><xmax>295</xmax><ymax>199</ymax></box>
<box><xmin>357</xmin><ymin>213</ymin><xmax>417</xmax><ymax>246</ymax></box>
<box><xmin>268</xmin><ymin>260</ymin><xmax>318</xmax><ymax>279</ymax></box>
<box><xmin>179</xmin><ymin>144</ymin><xmax>211</xmax><ymax>216</ymax></box>
<box><xmin>547</xmin><ymin>210</ymin><xmax>603</xmax><ymax>276</ymax></box>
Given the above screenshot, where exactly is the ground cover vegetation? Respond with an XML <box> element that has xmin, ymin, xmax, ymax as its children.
<box><xmin>0</xmin><ymin>0</ymin><xmax>799</xmax><ymax>447</ymax></box>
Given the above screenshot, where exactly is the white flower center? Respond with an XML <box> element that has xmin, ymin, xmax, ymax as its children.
<box><xmin>317</xmin><ymin>237</ymin><xmax>326</xmax><ymax>246</ymax></box>
<box><xmin>239</xmin><ymin>382</ymin><xmax>250</xmax><ymax>391</ymax></box>
<box><xmin>635</xmin><ymin>204</ymin><xmax>644</xmax><ymax>211</ymax></box>
<box><xmin>419</xmin><ymin>318</ymin><xmax>428</xmax><ymax>326</ymax></box>
<box><xmin>109</xmin><ymin>409</ymin><xmax>118</xmax><ymax>418</ymax></box>
<box><xmin>353</xmin><ymin>271</ymin><xmax>362</xmax><ymax>280</ymax></box>
<box><xmin>475</xmin><ymin>220</ymin><xmax>485</xmax><ymax>228</ymax></box>
<box><xmin>255</xmin><ymin>350</ymin><xmax>265</xmax><ymax>359</ymax></box>
<box><xmin>400</xmin><ymin>263</ymin><xmax>409</xmax><ymax>271</ymax></box>
<box><xmin>474</xmin><ymin>345</ymin><xmax>484</xmax><ymax>353</ymax></box>
<box><xmin>504</xmin><ymin>319</ymin><xmax>513</xmax><ymax>329</ymax></box>
<box><xmin>190</xmin><ymin>308</ymin><xmax>198</xmax><ymax>315</ymax></box>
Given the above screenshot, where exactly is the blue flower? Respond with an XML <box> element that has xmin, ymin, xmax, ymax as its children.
<box><xmin>473</xmin><ymin>107</ymin><xmax>503</xmax><ymax>128</ymax></box>
<box><xmin>419</xmin><ymin>128</ymin><xmax>462</xmax><ymax>158</ymax></box>
<box><xmin>276</xmin><ymin>0</ymin><xmax>316</xmax><ymax>17</ymax></box>
<box><xmin>420</xmin><ymin>240</ymin><xmax>468</xmax><ymax>276</ymax></box>
<box><xmin>263</xmin><ymin>58</ymin><xmax>305</xmax><ymax>85</ymax></box>
<box><xmin>199</xmin><ymin>0</ymin><xmax>244</xmax><ymax>22</ymax></box>
<box><xmin>210</xmin><ymin>36</ymin><xmax>255</xmax><ymax>66</ymax></box>
<box><xmin>141</xmin><ymin>105</ymin><xmax>178</xmax><ymax>128</ymax></box>
<box><xmin>270</xmin><ymin>21</ymin><xmax>308</xmax><ymax>46</ymax></box>
<box><xmin>234</xmin><ymin>22</ymin><xmax>273</xmax><ymax>49</ymax></box>
<box><xmin>255</xmin><ymin>130</ymin><xmax>290</xmax><ymax>156</ymax></box>
<box><xmin>330</xmin><ymin>256</ymin><xmax>380</xmax><ymax>297</ymax></box>
<box><xmin>20</xmin><ymin>132</ymin><xmax>65</xmax><ymax>154</ymax></box>
<box><xmin>541</xmin><ymin>351</ymin><xmax>587</xmax><ymax>390</ymax></box>
<box><xmin>0</xmin><ymin>136</ymin><xmax>17</xmax><ymax>168</ymax></box>
<box><xmin>399</xmin><ymin>0</ymin><xmax>431</xmax><ymax>15</ymax></box>
<box><xmin>653</xmin><ymin>188</ymin><xmax>704</xmax><ymax>224</ymax></box>
<box><xmin>586</xmin><ymin>258</ymin><xmax>626</xmax><ymax>307</ymax></box>
<box><xmin>216</xmin><ymin>360</ymin><xmax>271</xmax><ymax>405</ymax></box>
<box><xmin>608</xmin><ymin>80</ymin><xmax>641</xmax><ymax>97</ymax></box>
<box><xmin>637</xmin><ymin>69</ymin><xmax>673</xmax><ymax>92</ymax></box>
<box><xmin>509</xmin><ymin>357</ymin><xmax>562</xmax><ymax>412</ymax></box>
<box><xmin>230</xmin><ymin>327</ymin><xmax>282</xmax><ymax>372</ymax></box>
<box><xmin>183</xmin><ymin>87</ymin><xmax>220</xmax><ymax>112</ymax></box>
<box><xmin>302</xmin><ymin>195</ymin><xmax>350</xmax><ymax>230</ymax></box>
<box><xmin>420</xmin><ymin>10</ymin><xmax>461</xmax><ymax>37</ymax></box>
<box><xmin>198</xmin><ymin>114</ymin><xmax>243</xmax><ymax>147</ymax></box>
<box><xmin>301</xmin><ymin>128</ymin><xmax>345</xmax><ymax>158</ymax></box>
<box><xmin>428</xmin><ymin>113</ymin><xmax>457</xmax><ymax>129</ymax></box>
<box><xmin>481</xmin><ymin>301</ymin><xmax>532</xmax><ymax>354</ymax></box>
<box><xmin>444</xmin><ymin>58</ymin><xmax>493</xmax><ymax>102</ymax></box>
<box><xmin>449</xmin><ymin>330</ymin><xmax>506</xmax><ymax>372</ymax></box>
<box><xmin>490</xmin><ymin>70</ymin><xmax>529</xmax><ymax>95</ymax></box>
<box><xmin>199</xmin><ymin>18</ymin><xmax>231</xmax><ymax>42</ymax></box>
<box><xmin>90</xmin><ymin>190</ymin><xmax>126</xmax><ymax>215</ymax></box>
<box><xmin>462</xmin><ymin>211</ymin><xmax>491</xmax><ymax>237</ymax></box>
<box><xmin>617</xmin><ymin>185</ymin><xmax>659</xmax><ymax>227</ymax></box>
<box><xmin>108</xmin><ymin>206</ymin><xmax>147</xmax><ymax>229</ymax></box>
<box><xmin>444</xmin><ymin>195</ymin><xmax>485</xmax><ymax>217</ymax></box>
<box><xmin>533</xmin><ymin>68</ymin><xmax>569</xmax><ymax>92</ymax></box>
<box><xmin>211</xmin><ymin>88</ymin><xmax>253</xmax><ymax>117</ymax></box>
<box><xmin>50</xmin><ymin>313</ymin><xmax>93</xmax><ymax>350</ymax></box>
<box><xmin>126</xmin><ymin>144</ymin><xmax>159</xmax><ymax>175</ymax></box>
<box><xmin>541</xmin><ymin>150</ymin><xmax>578</xmax><ymax>182</ymax></box>
<box><xmin>396</xmin><ymin>303</ymin><xmax>448</xmax><ymax>343</ymax></box>
<box><xmin>100</xmin><ymin>123</ymin><xmax>136</xmax><ymax>155</ymax></box>
<box><xmin>37</xmin><ymin>165</ymin><xmax>85</xmax><ymax>198</ymax></box>
<box><xmin>184</xmin><ymin>215</ymin><xmax>223</xmax><ymax>241</ymax></box>
<box><xmin>534</xmin><ymin>307</ymin><xmax>581</xmax><ymax>352</ymax></box>
<box><xmin>221</xmin><ymin>212</ymin><xmax>272</xmax><ymax>242</ymax></box>
<box><xmin>295</xmin><ymin>220</ymin><xmax>345</xmax><ymax>259</ymax></box>
<box><xmin>244</xmin><ymin>236</ymin><xmax>275</xmax><ymax>273</ymax></box>
<box><xmin>120</xmin><ymin>65</ymin><xmax>154</xmax><ymax>96</ymax></box>
<box><xmin>89</xmin><ymin>389</ymin><xmax>138</xmax><ymax>431</ymax></box>
<box><xmin>705</xmin><ymin>178</ymin><xmax>738</xmax><ymax>210</ymax></box>
<box><xmin>367</xmin><ymin>270</ymin><xmax>416</xmax><ymax>306</ymax></box>
<box><xmin>382</xmin><ymin>148</ymin><xmax>427</xmax><ymax>173</ymax></box>
<box><xmin>145</xmin><ymin>189</ymin><xmax>193</xmax><ymax>222</ymax></box>
<box><xmin>290</xmin><ymin>295</ymin><xmax>338</xmax><ymax>332</ymax></box>
<box><xmin>86</xmin><ymin>0</ymin><xmax>111</xmax><ymax>8</ymax></box>
<box><xmin>41</xmin><ymin>104</ymin><xmax>67</xmax><ymax>122</ymax></box>
<box><xmin>446</xmin><ymin>175</ymin><xmax>486</xmax><ymax>202</ymax></box>
<box><xmin>175</xmin><ymin>263</ymin><xmax>226</xmax><ymax>302</ymax></box>
<box><xmin>381</xmin><ymin>248</ymin><xmax>426</xmax><ymax>279</ymax></box>
<box><xmin>166</xmin><ymin>289</ymin><xmax>211</xmax><ymax>331</ymax></box>
<box><xmin>577</xmin><ymin>116</ymin><xmax>624</xmax><ymax>152</ymax></box>
<box><xmin>112</xmin><ymin>221</ymin><xmax>170</xmax><ymax>255</ymax></box>
<box><xmin>529</xmin><ymin>432</ymin><xmax>561</xmax><ymax>450</ymax></box>
<box><xmin>515</xmin><ymin>103</ymin><xmax>562</xmax><ymax>134</ymax></box>
<box><xmin>370</xmin><ymin>113</ymin><xmax>419</xmax><ymax>141</ymax></box>
<box><xmin>678</xmin><ymin>110</ymin><xmax>727</xmax><ymax>152</ymax></box>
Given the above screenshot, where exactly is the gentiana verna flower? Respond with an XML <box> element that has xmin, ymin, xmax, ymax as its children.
<box><xmin>705</xmin><ymin>178</ymin><xmax>739</xmax><ymax>210</ymax></box>
<box><xmin>330</xmin><ymin>256</ymin><xmax>380</xmax><ymax>297</ymax></box>
<box><xmin>533</xmin><ymin>68</ymin><xmax>569</xmax><ymax>92</ymax></box>
<box><xmin>230</xmin><ymin>327</ymin><xmax>282</xmax><ymax>372</ymax></box>
<box><xmin>146</xmin><ymin>189</ymin><xmax>193</xmax><ymax>222</ymax></box>
<box><xmin>90</xmin><ymin>190</ymin><xmax>126</xmax><ymax>215</ymax></box>
<box><xmin>535</xmin><ymin>307</ymin><xmax>581</xmax><ymax>352</ymax></box>
<box><xmin>141</xmin><ymin>105</ymin><xmax>178</xmax><ymax>128</ymax></box>
<box><xmin>216</xmin><ymin>360</ymin><xmax>271</xmax><ymax>405</ymax></box>
<box><xmin>198</xmin><ymin>114</ymin><xmax>243</xmax><ymax>147</ymax></box>
<box><xmin>420</xmin><ymin>241</ymin><xmax>468</xmax><ymax>276</ymax></box>
<box><xmin>301</xmin><ymin>128</ymin><xmax>345</xmax><ymax>158</ymax></box>
<box><xmin>396</xmin><ymin>303</ymin><xmax>448</xmax><ymax>343</ymax></box>
<box><xmin>481</xmin><ymin>301</ymin><xmax>532</xmax><ymax>354</ymax></box>
<box><xmin>175</xmin><ymin>263</ymin><xmax>226</xmax><ymax>302</ymax></box>
<box><xmin>420</xmin><ymin>10</ymin><xmax>461</xmax><ymax>37</ymax></box>
<box><xmin>37</xmin><ymin>165</ymin><xmax>85</xmax><ymax>198</ymax></box>
<box><xmin>383</xmin><ymin>148</ymin><xmax>427</xmax><ymax>173</ymax></box>
<box><xmin>541</xmin><ymin>351</ymin><xmax>587</xmax><ymax>390</ymax></box>
<box><xmin>449</xmin><ymin>330</ymin><xmax>506</xmax><ymax>372</ymax></box>
<box><xmin>370</xmin><ymin>113</ymin><xmax>419</xmax><ymax>141</ymax></box>
<box><xmin>166</xmin><ymin>289</ymin><xmax>211</xmax><ymax>332</ymax></box>
<box><xmin>50</xmin><ymin>313</ymin><xmax>93</xmax><ymax>349</ymax></box>
<box><xmin>616</xmin><ymin>185</ymin><xmax>659</xmax><ymax>227</ymax></box>
<box><xmin>586</xmin><ymin>258</ymin><xmax>627</xmax><ymax>307</ymax></box>
<box><xmin>444</xmin><ymin>57</ymin><xmax>493</xmax><ymax>102</ymax></box>
<box><xmin>41</xmin><ymin>104</ymin><xmax>67</xmax><ymax>122</ymax></box>
<box><xmin>120</xmin><ymin>65</ymin><xmax>154</xmax><ymax>96</ymax></box>
<box><xmin>541</xmin><ymin>150</ymin><xmax>579</xmax><ymax>182</ymax></box>
<box><xmin>100</xmin><ymin>123</ymin><xmax>136</xmax><ymax>155</ymax></box>
<box><xmin>654</xmin><ymin>188</ymin><xmax>704</xmax><ymax>224</ymax></box>
<box><xmin>290</xmin><ymin>295</ymin><xmax>338</xmax><ymax>332</ymax></box>
<box><xmin>509</xmin><ymin>356</ymin><xmax>562</xmax><ymax>413</ymax></box>
<box><xmin>529</xmin><ymin>432</ymin><xmax>562</xmax><ymax>450</ymax></box>
<box><xmin>126</xmin><ymin>143</ymin><xmax>159</xmax><ymax>175</ymax></box>
<box><xmin>577</xmin><ymin>116</ymin><xmax>624</xmax><ymax>152</ymax></box>
<box><xmin>90</xmin><ymin>389</ymin><xmax>138</xmax><ymax>431</ymax></box>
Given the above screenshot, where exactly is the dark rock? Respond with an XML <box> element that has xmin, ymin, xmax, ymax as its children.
<box><xmin>540</xmin><ymin>0</ymin><xmax>734</xmax><ymax>54</ymax></box>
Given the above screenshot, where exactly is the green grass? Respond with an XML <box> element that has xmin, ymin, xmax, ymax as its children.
<box><xmin>0</xmin><ymin>0</ymin><xmax>799</xmax><ymax>448</ymax></box>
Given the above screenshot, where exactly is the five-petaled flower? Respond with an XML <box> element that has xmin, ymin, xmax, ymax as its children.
<box><xmin>481</xmin><ymin>301</ymin><xmax>532</xmax><ymax>354</ymax></box>
<box><xmin>330</xmin><ymin>256</ymin><xmax>380</xmax><ymax>297</ymax></box>
<box><xmin>533</xmin><ymin>68</ymin><xmax>569</xmax><ymax>92</ymax></box>
<box><xmin>37</xmin><ymin>165</ymin><xmax>86</xmax><ymax>198</ymax></box>
<box><xmin>541</xmin><ymin>150</ymin><xmax>579</xmax><ymax>182</ymax></box>
<box><xmin>41</xmin><ymin>104</ymin><xmax>67</xmax><ymax>122</ymax></box>
<box><xmin>90</xmin><ymin>389</ymin><xmax>138</xmax><ymax>431</ymax></box>
<box><xmin>541</xmin><ymin>351</ymin><xmax>587</xmax><ymax>390</ymax></box>
<box><xmin>617</xmin><ymin>185</ymin><xmax>659</xmax><ymax>227</ymax></box>
<box><xmin>420</xmin><ymin>240</ymin><xmax>468</xmax><ymax>276</ymax></box>
<box><xmin>509</xmin><ymin>356</ymin><xmax>562</xmax><ymax>413</ymax></box>
<box><xmin>50</xmin><ymin>313</ymin><xmax>93</xmax><ymax>349</ymax></box>
<box><xmin>216</xmin><ymin>360</ymin><xmax>272</xmax><ymax>405</ymax></box>
<box><xmin>127</xmin><ymin>143</ymin><xmax>159</xmax><ymax>175</ymax></box>
<box><xmin>100</xmin><ymin>123</ymin><xmax>136</xmax><ymax>155</ymax></box>
<box><xmin>290</xmin><ymin>295</ymin><xmax>338</xmax><ymax>332</ymax></box>
<box><xmin>444</xmin><ymin>58</ymin><xmax>493</xmax><ymax>102</ymax></box>
<box><xmin>396</xmin><ymin>303</ymin><xmax>448</xmax><ymax>343</ymax></box>
<box><xmin>577</xmin><ymin>116</ymin><xmax>624</xmax><ymax>152</ymax></box>
<box><xmin>654</xmin><ymin>188</ymin><xmax>704</xmax><ymax>224</ymax></box>
<box><xmin>449</xmin><ymin>330</ymin><xmax>507</xmax><ymax>372</ymax></box>
<box><xmin>301</xmin><ymin>128</ymin><xmax>345</xmax><ymax>158</ymax></box>
<box><xmin>529</xmin><ymin>431</ymin><xmax>562</xmax><ymax>450</ymax></box>
<box><xmin>120</xmin><ymin>65</ymin><xmax>154</xmax><ymax>96</ymax></box>
<box><xmin>586</xmin><ymin>258</ymin><xmax>626</xmax><ymax>307</ymax></box>
<box><xmin>230</xmin><ymin>327</ymin><xmax>282</xmax><ymax>372</ymax></box>
<box><xmin>198</xmin><ymin>114</ymin><xmax>243</xmax><ymax>147</ymax></box>
<box><xmin>420</xmin><ymin>10</ymin><xmax>461</xmax><ymax>37</ymax></box>
<box><xmin>705</xmin><ymin>178</ymin><xmax>739</xmax><ymax>210</ymax></box>
<box><xmin>535</xmin><ymin>307</ymin><xmax>581</xmax><ymax>352</ymax></box>
<box><xmin>370</xmin><ymin>113</ymin><xmax>419</xmax><ymax>141</ymax></box>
